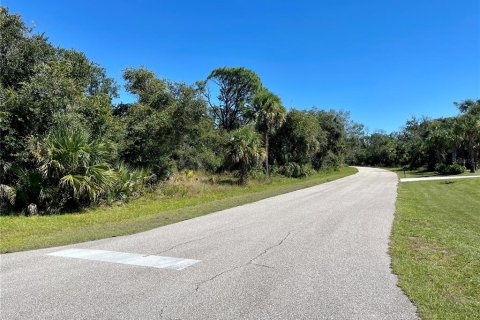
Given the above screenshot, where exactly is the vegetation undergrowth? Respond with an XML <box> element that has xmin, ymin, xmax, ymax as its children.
<box><xmin>390</xmin><ymin>177</ymin><xmax>480</xmax><ymax>319</ymax></box>
<box><xmin>0</xmin><ymin>167</ymin><xmax>356</xmax><ymax>253</ymax></box>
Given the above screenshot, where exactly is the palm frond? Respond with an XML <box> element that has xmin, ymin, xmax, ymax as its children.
<box><xmin>0</xmin><ymin>184</ymin><xmax>16</xmax><ymax>205</ymax></box>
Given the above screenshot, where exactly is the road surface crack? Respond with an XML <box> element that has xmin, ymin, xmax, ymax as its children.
<box><xmin>250</xmin><ymin>262</ymin><xmax>274</xmax><ymax>269</ymax></box>
<box><xmin>156</xmin><ymin>236</ymin><xmax>207</xmax><ymax>255</ymax></box>
<box><xmin>155</xmin><ymin>225</ymin><xmax>254</xmax><ymax>255</ymax></box>
<box><xmin>194</xmin><ymin>231</ymin><xmax>292</xmax><ymax>292</ymax></box>
<box><xmin>195</xmin><ymin>265</ymin><xmax>242</xmax><ymax>291</ymax></box>
<box><xmin>246</xmin><ymin>231</ymin><xmax>291</xmax><ymax>266</ymax></box>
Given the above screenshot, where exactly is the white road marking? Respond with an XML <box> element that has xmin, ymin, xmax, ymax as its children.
<box><xmin>48</xmin><ymin>249</ymin><xmax>200</xmax><ymax>270</ymax></box>
<box><xmin>400</xmin><ymin>175</ymin><xmax>480</xmax><ymax>182</ymax></box>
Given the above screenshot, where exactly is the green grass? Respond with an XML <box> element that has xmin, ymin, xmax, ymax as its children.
<box><xmin>391</xmin><ymin>177</ymin><xmax>480</xmax><ymax>319</ymax></box>
<box><xmin>392</xmin><ymin>167</ymin><xmax>479</xmax><ymax>179</ymax></box>
<box><xmin>0</xmin><ymin>167</ymin><xmax>357</xmax><ymax>253</ymax></box>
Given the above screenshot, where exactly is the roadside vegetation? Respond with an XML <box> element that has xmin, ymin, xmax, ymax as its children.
<box><xmin>391</xmin><ymin>177</ymin><xmax>480</xmax><ymax>319</ymax></box>
<box><xmin>1</xmin><ymin>7</ymin><xmax>352</xmax><ymax>216</ymax></box>
<box><xmin>347</xmin><ymin>102</ymin><xmax>480</xmax><ymax>175</ymax></box>
<box><xmin>1</xmin><ymin>7</ymin><xmax>478</xmax><ymax>218</ymax></box>
<box><xmin>0</xmin><ymin>167</ymin><xmax>356</xmax><ymax>253</ymax></box>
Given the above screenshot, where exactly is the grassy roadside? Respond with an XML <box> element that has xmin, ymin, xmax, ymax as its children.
<box><xmin>392</xmin><ymin>167</ymin><xmax>479</xmax><ymax>179</ymax></box>
<box><xmin>390</xmin><ymin>175</ymin><xmax>480</xmax><ymax>319</ymax></box>
<box><xmin>0</xmin><ymin>167</ymin><xmax>357</xmax><ymax>253</ymax></box>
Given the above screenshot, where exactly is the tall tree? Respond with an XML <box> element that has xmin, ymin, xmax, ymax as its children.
<box><xmin>455</xmin><ymin>99</ymin><xmax>480</xmax><ymax>115</ymax></box>
<box><xmin>199</xmin><ymin>67</ymin><xmax>262</xmax><ymax>131</ymax></box>
<box><xmin>455</xmin><ymin>99</ymin><xmax>480</xmax><ymax>172</ymax></box>
<box><xmin>448</xmin><ymin>117</ymin><xmax>464</xmax><ymax>164</ymax></box>
<box><xmin>123</xmin><ymin>67</ymin><xmax>173</xmax><ymax>109</ymax></box>
<box><xmin>364</xmin><ymin>132</ymin><xmax>397</xmax><ymax>166</ymax></box>
<box><xmin>402</xmin><ymin>117</ymin><xmax>430</xmax><ymax>169</ymax></box>
<box><xmin>0</xmin><ymin>7</ymin><xmax>54</xmax><ymax>89</ymax></box>
<box><xmin>253</xmin><ymin>88</ymin><xmax>286</xmax><ymax>176</ymax></box>
<box><xmin>461</xmin><ymin>115</ymin><xmax>480</xmax><ymax>172</ymax></box>
<box><xmin>425</xmin><ymin>119</ymin><xmax>451</xmax><ymax>164</ymax></box>
<box><xmin>345</xmin><ymin>121</ymin><xmax>366</xmax><ymax>165</ymax></box>
<box><xmin>119</xmin><ymin>68</ymin><xmax>220</xmax><ymax>175</ymax></box>
<box><xmin>272</xmin><ymin>110</ymin><xmax>321</xmax><ymax>165</ymax></box>
<box><xmin>314</xmin><ymin>110</ymin><xmax>346</xmax><ymax>169</ymax></box>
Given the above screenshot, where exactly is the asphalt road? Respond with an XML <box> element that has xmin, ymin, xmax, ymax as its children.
<box><xmin>0</xmin><ymin>167</ymin><xmax>418</xmax><ymax>320</ymax></box>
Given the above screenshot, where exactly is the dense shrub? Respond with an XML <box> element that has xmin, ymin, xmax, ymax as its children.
<box><xmin>279</xmin><ymin>162</ymin><xmax>314</xmax><ymax>178</ymax></box>
<box><xmin>435</xmin><ymin>163</ymin><xmax>465</xmax><ymax>175</ymax></box>
<box><xmin>314</xmin><ymin>151</ymin><xmax>343</xmax><ymax>170</ymax></box>
<box><xmin>110</xmin><ymin>163</ymin><xmax>155</xmax><ymax>201</ymax></box>
<box><xmin>449</xmin><ymin>163</ymin><xmax>465</xmax><ymax>174</ymax></box>
<box><xmin>249</xmin><ymin>166</ymin><xmax>267</xmax><ymax>180</ymax></box>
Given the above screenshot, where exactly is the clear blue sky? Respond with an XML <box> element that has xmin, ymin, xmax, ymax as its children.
<box><xmin>4</xmin><ymin>0</ymin><xmax>479</xmax><ymax>132</ymax></box>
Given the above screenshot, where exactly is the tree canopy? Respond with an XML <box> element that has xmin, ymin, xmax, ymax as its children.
<box><xmin>199</xmin><ymin>67</ymin><xmax>262</xmax><ymax>131</ymax></box>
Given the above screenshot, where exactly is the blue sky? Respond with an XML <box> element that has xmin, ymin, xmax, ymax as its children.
<box><xmin>4</xmin><ymin>0</ymin><xmax>479</xmax><ymax>132</ymax></box>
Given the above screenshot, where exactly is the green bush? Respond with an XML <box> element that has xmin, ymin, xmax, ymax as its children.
<box><xmin>318</xmin><ymin>151</ymin><xmax>342</xmax><ymax>170</ymax></box>
<box><xmin>249</xmin><ymin>166</ymin><xmax>267</xmax><ymax>180</ymax></box>
<box><xmin>434</xmin><ymin>163</ymin><xmax>447</xmax><ymax>174</ymax></box>
<box><xmin>269</xmin><ymin>165</ymin><xmax>281</xmax><ymax>176</ymax></box>
<box><xmin>279</xmin><ymin>163</ymin><xmax>314</xmax><ymax>178</ymax></box>
<box><xmin>446</xmin><ymin>163</ymin><xmax>465</xmax><ymax>175</ymax></box>
<box><xmin>110</xmin><ymin>163</ymin><xmax>154</xmax><ymax>201</ymax></box>
<box><xmin>435</xmin><ymin>163</ymin><xmax>465</xmax><ymax>175</ymax></box>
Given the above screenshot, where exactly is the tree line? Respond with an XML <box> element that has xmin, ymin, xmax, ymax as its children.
<box><xmin>1</xmin><ymin>8</ymin><xmax>478</xmax><ymax>215</ymax></box>
<box><xmin>0</xmin><ymin>8</ymin><xmax>348</xmax><ymax>214</ymax></box>
<box><xmin>346</xmin><ymin>100</ymin><xmax>480</xmax><ymax>174</ymax></box>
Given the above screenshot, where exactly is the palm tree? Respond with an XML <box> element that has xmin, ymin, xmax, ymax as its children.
<box><xmin>425</xmin><ymin>120</ymin><xmax>450</xmax><ymax>164</ymax></box>
<box><xmin>456</xmin><ymin>99</ymin><xmax>480</xmax><ymax>173</ymax></box>
<box><xmin>450</xmin><ymin>117</ymin><xmax>464</xmax><ymax>164</ymax></box>
<box><xmin>253</xmin><ymin>89</ymin><xmax>286</xmax><ymax>176</ymax></box>
<box><xmin>33</xmin><ymin>125</ymin><xmax>118</xmax><ymax>206</ymax></box>
<box><xmin>460</xmin><ymin>114</ymin><xmax>480</xmax><ymax>173</ymax></box>
<box><xmin>225</xmin><ymin>126</ymin><xmax>265</xmax><ymax>184</ymax></box>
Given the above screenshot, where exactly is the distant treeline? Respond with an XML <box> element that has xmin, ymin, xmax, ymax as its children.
<box><xmin>0</xmin><ymin>7</ymin><xmax>478</xmax><ymax>215</ymax></box>
<box><xmin>347</xmin><ymin>101</ymin><xmax>480</xmax><ymax>174</ymax></box>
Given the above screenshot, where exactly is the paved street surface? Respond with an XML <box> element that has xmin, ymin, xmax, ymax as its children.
<box><xmin>400</xmin><ymin>175</ymin><xmax>480</xmax><ymax>182</ymax></box>
<box><xmin>1</xmin><ymin>167</ymin><xmax>418</xmax><ymax>319</ymax></box>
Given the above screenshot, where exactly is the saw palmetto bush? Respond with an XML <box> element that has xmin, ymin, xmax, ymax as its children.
<box><xmin>225</xmin><ymin>126</ymin><xmax>265</xmax><ymax>184</ymax></box>
<box><xmin>33</xmin><ymin>125</ymin><xmax>118</xmax><ymax>212</ymax></box>
<box><xmin>111</xmin><ymin>162</ymin><xmax>155</xmax><ymax>201</ymax></box>
<box><xmin>1</xmin><ymin>125</ymin><xmax>119</xmax><ymax>214</ymax></box>
<box><xmin>38</xmin><ymin>126</ymin><xmax>117</xmax><ymax>202</ymax></box>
